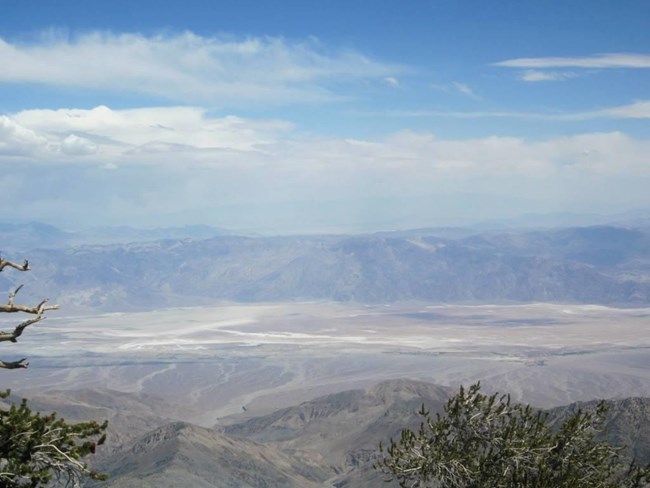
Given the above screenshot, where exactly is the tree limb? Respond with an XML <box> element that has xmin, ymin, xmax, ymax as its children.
<box><xmin>0</xmin><ymin>257</ymin><xmax>29</xmax><ymax>273</ymax></box>
<box><xmin>0</xmin><ymin>316</ymin><xmax>44</xmax><ymax>343</ymax></box>
<box><xmin>0</xmin><ymin>276</ymin><xmax>57</xmax><ymax>371</ymax></box>
<box><xmin>0</xmin><ymin>358</ymin><xmax>29</xmax><ymax>369</ymax></box>
<box><xmin>0</xmin><ymin>286</ymin><xmax>59</xmax><ymax>315</ymax></box>
<box><xmin>7</xmin><ymin>284</ymin><xmax>24</xmax><ymax>307</ymax></box>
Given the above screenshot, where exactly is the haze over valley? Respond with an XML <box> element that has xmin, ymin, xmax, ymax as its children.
<box><xmin>2</xmin><ymin>1</ymin><xmax>649</xmax><ymax>485</ymax></box>
<box><xmin>1</xmin><ymin>219</ymin><xmax>650</xmax><ymax>485</ymax></box>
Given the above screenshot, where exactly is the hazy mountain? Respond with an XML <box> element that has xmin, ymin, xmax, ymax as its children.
<box><xmin>468</xmin><ymin>209</ymin><xmax>650</xmax><ymax>231</ymax></box>
<box><xmin>79</xmin><ymin>225</ymin><xmax>236</xmax><ymax>245</ymax></box>
<box><xmin>5</xmin><ymin>224</ymin><xmax>647</xmax><ymax>311</ymax></box>
<box><xmin>0</xmin><ymin>222</ymin><xmax>75</xmax><ymax>251</ymax></box>
<box><xmin>461</xmin><ymin>225</ymin><xmax>650</xmax><ymax>266</ymax></box>
<box><xmin>0</xmin><ymin>222</ymin><xmax>234</xmax><ymax>250</ymax></box>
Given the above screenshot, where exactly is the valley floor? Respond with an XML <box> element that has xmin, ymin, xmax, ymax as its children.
<box><xmin>3</xmin><ymin>301</ymin><xmax>650</xmax><ymax>425</ymax></box>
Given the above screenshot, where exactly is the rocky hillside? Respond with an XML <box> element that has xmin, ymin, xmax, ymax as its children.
<box><xmin>223</xmin><ymin>379</ymin><xmax>451</xmax><ymax>487</ymax></box>
<box><xmin>28</xmin><ymin>379</ymin><xmax>640</xmax><ymax>487</ymax></box>
<box><xmin>96</xmin><ymin>422</ymin><xmax>327</xmax><ymax>488</ymax></box>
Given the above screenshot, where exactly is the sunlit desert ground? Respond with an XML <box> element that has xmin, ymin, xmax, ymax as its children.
<box><xmin>3</xmin><ymin>302</ymin><xmax>650</xmax><ymax>425</ymax></box>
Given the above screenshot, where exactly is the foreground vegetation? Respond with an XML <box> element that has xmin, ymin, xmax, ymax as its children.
<box><xmin>0</xmin><ymin>254</ymin><xmax>106</xmax><ymax>487</ymax></box>
<box><xmin>376</xmin><ymin>383</ymin><xmax>650</xmax><ymax>488</ymax></box>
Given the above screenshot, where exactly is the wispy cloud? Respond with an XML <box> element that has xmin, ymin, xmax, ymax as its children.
<box><xmin>0</xmin><ymin>32</ymin><xmax>404</xmax><ymax>106</ymax></box>
<box><xmin>593</xmin><ymin>100</ymin><xmax>650</xmax><ymax>119</ymax></box>
<box><xmin>520</xmin><ymin>70</ymin><xmax>577</xmax><ymax>82</ymax></box>
<box><xmin>494</xmin><ymin>53</ymin><xmax>650</xmax><ymax>69</ymax></box>
<box><xmin>363</xmin><ymin>110</ymin><xmax>539</xmax><ymax>119</ymax></box>
<box><xmin>431</xmin><ymin>81</ymin><xmax>480</xmax><ymax>99</ymax></box>
<box><xmin>451</xmin><ymin>81</ymin><xmax>480</xmax><ymax>99</ymax></box>
<box><xmin>384</xmin><ymin>76</ymin><xmax>400</xmax><ymax>87</ymax></box>
<box><xmin>356</xmin><ymin>100</ymin><xmax>650</xmax><ymax>121</ymax></box>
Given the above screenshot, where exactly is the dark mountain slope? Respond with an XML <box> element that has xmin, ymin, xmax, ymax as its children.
<box><xmin>225</xmin><ymin>379</ymin><xmax>452</xmax><ymax>486</ymax></box>
<box><xmin>3</xmin><ymin>388</ymin><xmax>182</xmax><ymax>455</ymax></box>
<box><xmin>95</xmin><ymin>422</ymin><xmax>327</xmax><ymax>488</ymax></box>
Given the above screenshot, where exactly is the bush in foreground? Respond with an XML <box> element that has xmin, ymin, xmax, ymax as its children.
<box><xmin>376</xmin><ymin>383</ymin><xmax>650</xmax><ymax>488</ymax></box>
<box><xmin>0</xmin><ymin>390</ymin><xmax>107</xmax><ymax>487</ymax></box>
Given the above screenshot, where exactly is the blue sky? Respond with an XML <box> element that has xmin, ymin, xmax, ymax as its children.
<box><xmin>1</xmin><ymin>0</ymin><xmax>649</xmax><ymax>233</ymax></box>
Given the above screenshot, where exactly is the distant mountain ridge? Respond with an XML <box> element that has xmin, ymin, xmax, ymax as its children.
<box><xmin>0</xmin><ymin>222</ymin><xmax>75</xmax><ymax>250</ymax></box>
<box><xmin>0</xmin><ymin>222</ymin><xmax>234</xmax><ymax>251</ymax></box>
<box><xmin>2</xmin><ymin>223</ymin><xmax>648</xmax><ymax>311</ymax></box>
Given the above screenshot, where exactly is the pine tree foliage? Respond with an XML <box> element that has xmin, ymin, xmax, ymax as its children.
<box><xmin>0</xmin><ymin>253</ymin><xmax>107</xmax><ymax>487</ymax></box>
<box><xmin>0</xmin><ymin>390</ymin><xmax>107</xmax><ymax>487</ymax></box>
<box><xmin>376</xmin><ymin>383</ymin><xmax>650</xmax><ymax>488</ymax></box>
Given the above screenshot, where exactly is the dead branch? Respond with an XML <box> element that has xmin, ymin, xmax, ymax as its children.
<box><xmin>0</xmin><ymin>358</ymin><xmax>29</xmax><ymax>369</ymax></box>
<box><xmin>1</xmin><ymin>259</ymin><xmax>56</xmax><ymax>371</ymax></box>
<box><xmin>0</xmin><ymin>286</ymin><xmax>59</xmax><ymax>315</ymax></box>
<box><xmin>0</xmin><ymin>258</ymin><xmax>29</xmax><ymax>273</ymax></box>
<box><xmin>0</xmin><ymin>316</ymin><xmax>44</xmax><ymax>343</ymax></box>
<box><xmin>8</xmin><ymin>284</ymin><xmax>24</xmax><ymax>307</ymax></box>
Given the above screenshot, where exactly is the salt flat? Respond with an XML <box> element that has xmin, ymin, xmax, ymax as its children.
<box><xmin>2</xmin><ymin>302</ymin><xmax>649</xmax><ymax>425</ymax></box>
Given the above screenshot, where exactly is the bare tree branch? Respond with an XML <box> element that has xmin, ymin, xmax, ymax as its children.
<box><xmin>0</xmin><ymin>358</ymin><xmax>29</xmax><ymax>369</ymax></box>
<box><xmin>0</xmin><ymin>316</ymin><xmax>44</xmax><ymax>343</ymax></box>
<box><xmin>0</xmin><ymin>257</ymin><xmax>29</xmax><ymax>273</ymax></box>
<box><xmin>0</xmin><ymin>286</ymin><xmax>59</xmax><ymax>314</ymax></box>
<box><xmin>7</xmin><ymin>284</ymin><xmax>24</xmax><ymax>307</ymax></box>
<box><xmin>1</xmin><ymin>257</ymin><xmax>56</xmax><ymax>371</ymax></box>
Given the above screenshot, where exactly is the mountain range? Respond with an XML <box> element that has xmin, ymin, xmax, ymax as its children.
<box><xmin>0</xmin><ymin>222</ymin><xmax>233</xmax><ymax>251</ymax></box>
<box><xmin>1</xmin><ymin>222</ymin><xmax>649</xmax><ymax>311</ymax></box>
<box><xmin>9</xmin><ymin>379</ymin><xmax>649</xmax><ymax>488</ymax></box>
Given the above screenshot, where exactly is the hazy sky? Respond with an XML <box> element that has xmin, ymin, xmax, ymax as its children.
<box><xmin>1</xmin><ymin>0</ymin><xmax>648</xmax><ymax>233</ymax></box>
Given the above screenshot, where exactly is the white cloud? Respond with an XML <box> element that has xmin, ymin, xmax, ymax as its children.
<box><xmin>12</xmin><ymin>105</ymin><xmax>293</xmax><ymax>163</ymax></box>
<box><xmin>430</xmin><ymin>81</ymin><xmax>480</xmax><ymax>99</ymax></box>
<box><xmin>384</xmin><ymin>76</ymin><xmax>400</xmax><ymax>87</ymax></box>
<box><xmin>0</xmin><ymin>32</ymin><xmax>404</xmax><ymax>105</ymax></box>
<box><xmin>526</xmin><ymin>100</ymin><xmax>650</xmax><ymax>121</ymax></box>
<box><xmin>494</xmin><ymin>53</ymin><xmax>650</xmax><ymax>69</ymax></box>
<box><xmin>595</xmin><ymin>100</ymin><xmax>650</xmax><ymax>119</ymax></box>
<box><xmin>60</xmin><ymin>134</ymin><xmax>98</xmax><ymax>155</ymax></box>
<box><xmin>451</xmin><ymin>81</ymin><xmax>480</xmax><ymax>99</ymax></box>
<box><xmin>520</xmin><ymin>70</ymin><xmax>576</xmax><ymax>82</ymax></box>
<box><xmin>2</xmin><ymin>105</ymin><xmax>649</xmax><ymax>230</ymax></box>
<box><xmin>358</xmin><ymin>99</ymin><xmax>650</xmax><ymax>121</ymax></box>
<box><xmin>0</xmin><ymin>115</ymin><xmax>50</xmax><ymax>156</ymax></box>
<box><xmin>4</xmin><ymin>106</ymin><xmax>649</xmax><ymax>180</ymax></box>
<box><xmin>101</xmin><ymin>162</ymin><xmax>118</xmax><ymax>171</ymax></box>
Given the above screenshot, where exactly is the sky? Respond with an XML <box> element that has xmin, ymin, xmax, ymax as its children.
<box><xmin>1</xmin><ymin>0</ymin><xmax>649</xmax><ymax>233</ymax></box>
